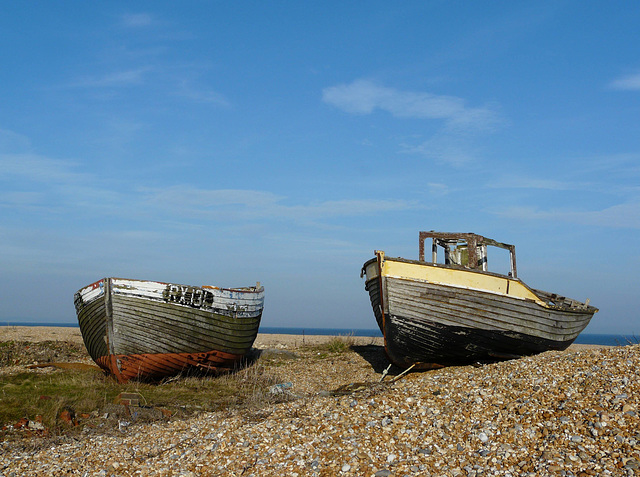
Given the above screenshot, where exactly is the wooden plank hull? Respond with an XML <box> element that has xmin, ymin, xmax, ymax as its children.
<box><xmin>74</xmin><ymin>278</ymin><xmax>264</xmax><ymax>382</ymax></box>
<box><xmin>363</xmin><ymin>255</ymin><xmax>597</xmax><ymax>369</ymax></box>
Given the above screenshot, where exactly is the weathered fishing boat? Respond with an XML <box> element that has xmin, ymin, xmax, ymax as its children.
<box><xmin>361</xmin><ymin>231</ymin><xmax>598</xmax><ymax>369</ymax></box>
<box><xmin>74</xmin><ymin>278</ymin><xmax>264</xmax><ymax>382</ymax></box>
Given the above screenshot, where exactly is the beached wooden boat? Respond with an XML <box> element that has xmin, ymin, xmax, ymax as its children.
<box><xmin>361</xmin><ymin>231</ymin><xmax>598</xmax><ymax>369</ymax></box>
<box><xmin>74</xmin><ymin>278</ymin><xmax>264</xmax><ymax>382</ymax></box>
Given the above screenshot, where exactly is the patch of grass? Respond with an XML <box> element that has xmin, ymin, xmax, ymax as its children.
<box><xmin>253</xmin><ymin>348</ymin><xmax>299</xmax><ymax>368</ymax></box>
<box><xmin>306</xmin><ymin>335</ymin><xmax>356</xmax><ymax>355</ymax></box>
<box><xmin>145</xmin><ymin>363</ymin><xmax>285</xmax><ymax>413</ymax></box>
<box><xmin>1</xmin><ymin>368</ymin><xmax>119</xmax><ymax>437</ymax></box>
<box><xmin>0</xmin><ymin>340</ymin><xmax>86</xmax><ymax>367</ymax></box>
<box><xmin>1</xmin><ymin>346</ymin><xmax>288</xmax><ymax>441</ymax></box>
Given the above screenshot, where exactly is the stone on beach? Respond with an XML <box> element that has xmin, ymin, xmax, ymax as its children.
<box><xmin>1</xmin><ymin>327</ymin><xmax>639</xmax><ymax>476</ymax></box>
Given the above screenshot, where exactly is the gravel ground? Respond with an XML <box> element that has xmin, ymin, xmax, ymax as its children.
<box><xmin>1</xmin><ymin>327</ymin><xmax>639</xmax><ymax>476</ymax></box>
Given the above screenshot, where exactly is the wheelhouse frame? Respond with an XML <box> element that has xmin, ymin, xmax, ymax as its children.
<box><xmin>418</xmin><ymin>231</ymin><xmax>518</xmax><ymax>278</ymax></box>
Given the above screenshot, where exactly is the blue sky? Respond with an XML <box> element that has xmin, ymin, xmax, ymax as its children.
<box><xmin>1</xmin><ymin>2</ymin><xmax>639</xmax><ymax>334</ymax></box>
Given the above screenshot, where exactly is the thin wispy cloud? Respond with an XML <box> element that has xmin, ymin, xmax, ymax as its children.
<box><xmin>323</xmin><ymin>80</ymin><xmax>501</xmax><ymax>166</ymax></box>
<box><xmin>609</xmin><ymin>72</ymin><xmax>640</xmax><ymax>91</ymax></box>
<box><xmin>0</xmin><ymin>128</ymin><xmax>31</xmax><ymax>152</ymax></box>
<box><xmin>400</xmin><ymin>130</ymin><xmax>476</xmax><ymax>167</ymax></box>
<box><xmin>144</xmin><ymin>187</ymin><xmax>281</xmax><ymax>209</ymax></box>
<box><xmin>0</xmin><ymin>191</ymin><xmax>44</xmax><ymax>209</ymax></box>
<box><xmin>285</xmin><ymin>198</ymin><xmax>416</xmax><ymax>219</ymax></box>
<box><xmin>0</xmin><ymin>153</ymin><xmax>416</xmax><ymax>224</ymax></box>
<box><xmin>121</xmin><ymin>13</ymin><xmax>153</xmax><ymax>28</ymax></box>
<box><xmin>487</xmin><ymin>175</ymin><xmax>589</xmax><ymax>191</ymax></box>
<box><xmin>0</xmin><ymin>153</ymin><xmax>88</xmax><ymax>184</ymax></box>
<box><xmin>141</xmin><ymin>185</ymin><xmax>416</xmax><ymax>221</ymax></box>
<box><xmin>580</xmin><ymin>153</ymin><xmax>640</xmax><ymax>181</ymax></box>
<box><xmin>0</xmin><ymin>152</ymin><xmax>136</xmax><ymax>218</ymax></box>
<box><xmin>322</xmin><ymin>79</ymin><xmax>500</xmax><ymax>131</ymax></box>
<box><xmin>427</xmin><ymin>183</ymin><xmax>450</xmax><ymax>196</ymax></box>
<box><xmin>71</xmin><ymin>68</ymin><xmax>150</xmax><ymax>88</ymax></box>
<box><xmin>176</xmin><ymin>81</ymin><xmax>231</xmax><ymax>107</ymax></box>
<box><xmin>491</xmin><ymin>201</ymin><xmax>640</xmax><ymax>229</ymax></box>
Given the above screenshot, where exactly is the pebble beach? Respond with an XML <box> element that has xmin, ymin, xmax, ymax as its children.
<box><xmin>1</xmin><ymin>326</ymin><xmax>639</xmax><ymax>476</ymax></box>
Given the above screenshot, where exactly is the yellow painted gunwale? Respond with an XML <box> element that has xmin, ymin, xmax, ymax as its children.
<box><xmin>370</xmin><ymin>253</ymin><xmax>548</xmax><ymax>308</ymax></box>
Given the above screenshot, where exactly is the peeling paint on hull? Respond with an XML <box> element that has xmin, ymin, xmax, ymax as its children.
<box><xmin>362</xmin><ymin>232</ymin><xmax>597</xmax><ymax>369</ymax></box>
<box><xmin>74</xmin><ymin>278</ymin><xmax>264</xmax><ymax>382</ymax></box>
<box><xmin>95</xmin><ymin>349</ymin><xmax>244</xmax><ymax>383</ymax></box>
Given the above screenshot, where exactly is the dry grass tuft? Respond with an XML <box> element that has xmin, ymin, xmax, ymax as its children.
<box><xmin>0</xmin><ymin>340</ymin><xmax>86</xmax><ymax>367</ymax></box>
<box><xmin>305</xmin><ymin>334</ymin><xmax>357</xmax><ymax>355</ymax></box>
<box><xmin>0</xmin><ymin>341</ymin><xmax>290</xmax><ymax>442</ymax></box>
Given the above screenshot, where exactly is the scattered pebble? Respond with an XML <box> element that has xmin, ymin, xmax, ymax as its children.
<box><xmin>2</xmin><ymin>340</ymin><xmax>639</xmax><ymax>476</ymax></box>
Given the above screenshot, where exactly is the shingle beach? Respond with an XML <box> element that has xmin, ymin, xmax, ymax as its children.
<box><xmin>1</xmin><ymin>326</ymin><xmax>639</xmax><ymax>476</ymax></box>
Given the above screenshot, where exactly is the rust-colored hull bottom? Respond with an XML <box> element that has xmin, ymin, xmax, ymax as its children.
<box><xmin>95</xmin><ymin>349</ymin><xmax>244</xmax><ymax>383</ymax></box>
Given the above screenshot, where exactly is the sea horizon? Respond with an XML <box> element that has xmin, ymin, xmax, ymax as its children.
<box><xmin>1</xmin><ymin>321</ymin><xmax>637</xmax><ymax>347</ymax></box>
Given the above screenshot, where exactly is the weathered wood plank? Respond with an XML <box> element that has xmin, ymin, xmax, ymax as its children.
<box><xmin>74</xmin><ymin>277</ymin><xmax>264</xmax><ymax>382</ymax></box>
<box><xmin>387</xmin><ymin>278</ymin><xmax>591</xmax><ymax>339</ymax></box>
<box><xmin>362</xmin><ymin>248</ymin><xmax>596</xmax><ymax>369</ymax></box>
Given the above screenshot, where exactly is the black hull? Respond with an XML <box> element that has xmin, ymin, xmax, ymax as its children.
<box><xmin>364</xmin><ymin>274</ymin><xmax>593</xmax><ymax>369</ymax></box>
<box><xmin>384</xmin><ymin>314</ymin><xmax>575</xmax><ymax>368</ymax></box>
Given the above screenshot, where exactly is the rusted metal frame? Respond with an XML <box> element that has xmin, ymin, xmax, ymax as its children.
<box><xmin>420</xmin><ymin>231</ymin><xmax>516</xmax><ymax>252</ymax></box>
<box><xmin>419</xmin><ymin>231</ymin><xmax>518</xmax><ymax>277</ymax></box>
<box><xmin>418</xmin><ymin>232</ymin><xmax>427</xmax><ymax>261</ymax></box>
<box><xmin>474</xmin><ymin>235</ymin><xmax>517</xmax><ymax>276</ymax></box>
<box><xmin>420</xmin><ymin>231</ymin><xmax>478</xmax><ymax>261</ymax></box>
<box><xmin>508</xmin><ymin>244</ymin><xmax>517</xmax><ymax>278</ymax></box>
<box><xmin>419</xmin><ymin>231</ymin><xmax>481</xmax><ymax>266</ymax></box>
<box><xmin>478</xmin><ymin>236</ymin><xmax>517</xmax><ymax>277</ymax></box>
<box><xmin>466</xmin><ymin>234</ymin><xmax>478</xmax><ymax>270</ymax></box>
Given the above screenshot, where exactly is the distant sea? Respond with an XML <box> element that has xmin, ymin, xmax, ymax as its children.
<box><xmin>2</xmin><ymin>322</ymin><xmax>637</xmax><ymax>347</ymax></box>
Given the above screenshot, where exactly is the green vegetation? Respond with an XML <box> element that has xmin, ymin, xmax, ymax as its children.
<box><xmin>0</xmin><ymin>341</ymin><xmax>287</xmax><ymax>440</ymax></box>
<box><xmin>0</xmin><ymin>340</ymin><xmax>86</xmax><ymax>367</ymax></box>
<box><xmin>1</xmin><ymin>334</ymin><xmax>366</xmax><ymax>441</ymax></box>
<box><xmin>306</xmin><ymin>335</ymin><xmax>356</xmax><ymax>356</ymax></box>
<box><xmin>1</xmin><ymin>368</ymin><xmax>117</xmax><ymax>434</ymax></box>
